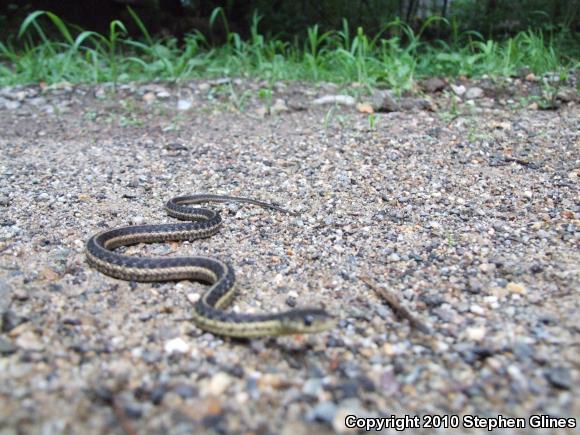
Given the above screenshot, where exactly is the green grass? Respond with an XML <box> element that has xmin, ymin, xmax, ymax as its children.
<box><xmin>0</xmin><ymin>8</ymin><xmax>577</xmax><ymax>89</ymax></box>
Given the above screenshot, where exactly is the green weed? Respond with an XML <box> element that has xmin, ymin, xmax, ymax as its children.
<box><xmin>0</xmin><ymin>9</ymin><xmax>576</xmax><ymax>89</ymax></box>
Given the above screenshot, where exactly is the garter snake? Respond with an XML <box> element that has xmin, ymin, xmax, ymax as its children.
<box><xmin>86</xmin><ymin>194</ymin><xmax>334</xmax><ymax>337</ymax></box>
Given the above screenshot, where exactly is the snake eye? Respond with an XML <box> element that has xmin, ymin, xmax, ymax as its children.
<box><xmin>304</xmin><ymin>315</ymin><xmax>314</xmax><ymax>327</ymax></box>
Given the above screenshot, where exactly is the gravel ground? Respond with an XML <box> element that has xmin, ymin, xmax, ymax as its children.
<box><xmin>0</xmin><ymin>77</ymin><xmax>578</xmax><ymax>434</ymax></box>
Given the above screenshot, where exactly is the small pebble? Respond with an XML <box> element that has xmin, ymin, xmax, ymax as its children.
<box><xmin>177</xmin><ymin>99</ymin><xmax>193</xmax><ymax>111</ymax></box>
<box><xmin>544</xmin><ymin>367</ymin><xmax>572</xmax><ymax>390</ymax></box>
<box><xmin>130</xmin><ymin>216</ymin><xmax>145</xmax><ymax>225</ymax></box>
<box><xmin>164</xmin><ymin>338</ymin><xmax>190</xmax><ymax>354</ymax></box>
<box><xmin>204</xmin><ymin>372</ymin><xmax>232</xmax><ymax>396</ymax></box>
<box><xmin>506</xmin><ymin>282</ymin><xmax>527</xmax><ymax>294</ymax></box>
<box><xmin>307</xmin><ymin>401</ymin><xmax>337</xmax><ymax>423</ymax></box>
<box><xmin>302</xmin><ymin>378</ymin><xmax>323</xmax><ymax>397</ymax></box>
<box><xmin>465</xmin><ymin>326</ymin><xmax>486</xmax><ymax>341</ymax></box>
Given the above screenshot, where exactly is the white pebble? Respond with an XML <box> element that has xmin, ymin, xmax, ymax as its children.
<box><xmin>164</xmin><ymin>337</ymin><xmax>190</xmax><ymax>354</ymax></box>
<box><xmin>205</xmin><ymin>372</ymin><xmax>232</xmax><ymax>396</ymax></box>
<box><xmin>470</xmin><ymin>304</ymin><xmax>485</xmax><ymax>316</ymax></box>
<box><xmin>177</xmin><ymin>99</ymin><xmax>192</xmax><ymax>111</ymax></box>
<box><xmin>187</xmin><ymin>293</ymin><xmax>200</xmax><ymax>303</ymax></box>
<box><xmin>465</xmin><ymin>326</ymin><xmax>486</xmax><ymax>341</ymax></box>
<box><xmin>451</xmin><ymin>84</ymin><xmax>466</xmax><ymax>96</ymax></box>
<box><xmin>130</xmin><ymin>216</ymin><xmax>145</xmax><ymax>225</ymax></box>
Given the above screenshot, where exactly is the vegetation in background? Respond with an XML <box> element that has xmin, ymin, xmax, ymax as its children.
<box><xmin>0</xmin><ymin>8</ymin><xmax>577</xmax><ymax>89</ymax></box>
<box><xmin>3</xmin><ymin>1</ymin><xmax>576</xmax><ymax>41</ymax></box>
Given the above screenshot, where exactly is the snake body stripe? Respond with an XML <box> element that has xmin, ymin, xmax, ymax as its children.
<box><xmin>86</xmin><ymin>194</ymin><xmax>334</xmax><ymax>337</ymax></box>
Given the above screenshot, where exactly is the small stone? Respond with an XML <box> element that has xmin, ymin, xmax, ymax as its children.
<box><xmin>165</xmin><ymin>142</ymin><xmax>188</xmax><ymax>151</ymax></box>
<box><xmin>173</xmin><ymin>383</ymin><xmax>198</xmax><ymax>399</ymax></box>
<box><xmin>451</xmin><ymin>84</ymin><xmax>466</xmax><ymax>96</ymax></box>
<box><xmin>381</xmin><ymin>342</ymin><xmax>394</xmax><ymax>356</ymax></box>
<box><xmin>285</xmin><ymin>296</ymin><xmax>297</xmax><ymax>307</ymax></box>
<box><xmin>307</xmin><ymin>401</ymin><xmax>337</xmax><ymax>423</ymax></box>
<box><xmin>205</xmin><ymin>372</ymin><xmax>232</xmax><ymax>396</ymax></box>
<box><xmin>400</xmin><ymin>97</ymin><xmax>432</xmax><ymax>111</ymax></box>
<box><xmin>465</xmin><ymin>326</ymin><xmax>486</xmax><ymax>341</ymax></box>
<box><xmin>156</xmin><ymin>90</ymin><xmax>170</xmax><ymax>99</ymax></box>
<box><xmin>40</xmin><ymin>267</ymin><xmax>60</xmax><ymax>282</ymax></box>
<box><xmin>255</xmin><ymin>106</ymin><xmax>268</xmax><ymax>118</ymax></box>
<box><xmin>367</xmin><ymin>90</ymin><xmax>399</xmax><ymax>112</ymax></box>
<box><xmin>177</xmin><ymin>99</ymin><xmax>193</xmax><ymax>111</ymax></box>
<box><xmin>257</xmin><ymin>373</ymin><xmax>286</xmax><ymax>390</ymax></box>
<box><xmin>527</xmin><ymin>102</ymin><xmax>539</xmax><ymax>110</ymax></box>
<box><xmin>422</xmin><ymin>77</ymin><xmax>446</xmax><ymax>93</ymax></box>
<box><xmin>95</xmin><ymin>88</ymin><xmax>106</xmax><ymax>99</ymax></box>
<box><xmin>556</xmin><ymin>87</ymin><xmax>576</xmax><ymax>102</ymax></box>
<box><xmin>38</xmin><ymin>192</ymin><xmax>50</xmax><ymax>201</ymax></box>
<box><xmin>130</xmin><ymin>216</ymin><xmax>145</xmax><ymax>225</ymax></box>
<box><xmin>162</xmin><ymin>394</ymin><xmax>183</xmax><ymax>410</ymax></box>
<box><xmin>150</xmin><ymin>385</ymin><xmax>167</xmax><ymax>405</ymax></box>
<box><xmin>507</xmin><ymin>364</ymin><xmax>527</xmax><ymax>387</ymax></box>
<box><xmin>0</xmin><ymin>337</ymin><xmax>17</xmax><ymax>355</ymax></box>
<box><xmin>123</xmin><ymin>402</ymin><xmax>142</xmax><ymax>419</ymax></box>
<box><xmin>15</xmin><ymin>331</ymin><xmax>44</xmax><ymax>351</ymax></box>
<box><xmin>465</xmin><ymin>87</ymin><xmax>484</xmax><ymax>99</ymax></box>
<box><xmin>561</xmin><ymin>210</ymin><xmax>574</xmax><ymax>219</ymax></box>
<box><xmin>387</xmin><ymin>253</ymin><xmax>400</xmax><ymax>262</ymax></box>
<box><xmin>506</xmin><ymin>282</ymin><xmax>527</xmax><ymax>294</ymax></box>
<box><xmin>0</xmin><ymin>278</ymin><xmax>12</xmax><ymax>313</ymax></box>
<box><xmin>470</xmin><ymin>304</ymin><xmax>485</xmax><ymax>316</ymax></box>
<box><xmin>544</xmin><ymin>367</ymin><xmax>572</xmax><ymax>390</ymax></box>
<box><xmin>525</xmin><ymin>73</ymin><xmax>537</xmax><ymax>81</ymax></box>
<box><xmin>513</xmin><ymin>342</ymin><xmax>534</xmax><ymax>360</ymax></box>
<box><xmin>187</xmin><ymin>293</ymin><xmax>200</xmax><ymax>304</ymax></box>
<box><xmin>164</xmin><ymin>337</ymin><xmax>190</xmax><ymax>354</ymax></box>
<box><xmin>356</xmin><ymin>102</ymin><xmax>374</xmax><ymax>114</ymax></box>
<box><xmin>490</xmin><ymin>120</ymin><xmax>511</xmax><ymax>130</ymax></box>
<box><xmin>2</xmin><ymin>310</ymin><xmax>27</xmax><ymax>333</ymax></box>
<box><xmin>312</xmin><ymin>95</ymin><xmax>356</xmax><ymax>106</ymax></box>
<box><xmin>0</xmin><ymin>195</ymin><xmax>9</xmax><ymax>206</ymax></box>
<box><xmin>142</xmin><ymin>92</ymin><xmax>156</xmax><ymax>103</ymax></box>
<box><xmin>12</xmin><ymin>289</ymin><xmax>29</xmax><ymax>301</ymax></box>
<box><xmin>270</xmin><ymin>99</ymin><xmax>289</xmax><ymax>115</ymax></box>
<box><xmin>5</xmin><ymin>100</ymin><xmax>21</xmax><ymax>110</ymax></box>
<box><xmin>478</xmin><ymin>263</ymin><xmax>492</xmax><ymax>273</ymax></box>
<box><xmin>467</xmin><ymin>277</ymin><xmax>483</xmax><ymax>293</ymax></box>
<box><xmin>28</xmin><ymin>97</ymin><xmax>46</xmax><ymax>106</ymax></box>
<box><xmin>302</xmin><ymin>378</ymin><xmax>323</xmax><ymax>397</ymax></box>
<box><xmin>198</xmin><ymin>83</ymin><xmax>210</xmax><ymax>91</ymax></box>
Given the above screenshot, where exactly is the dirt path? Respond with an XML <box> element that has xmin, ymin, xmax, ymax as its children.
<box><xmin>0</xmin><ymin>78</ymin><xmax>578</xmax><ymax>433</ymax></box>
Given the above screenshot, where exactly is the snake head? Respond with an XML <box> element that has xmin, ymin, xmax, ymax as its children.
<box><xmin>278</xmin><ymin>309</ymin><xmax>335</xmax><ymax>335</ymax></box>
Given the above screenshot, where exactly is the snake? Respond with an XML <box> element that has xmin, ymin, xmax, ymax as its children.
<box><xmin>86</xmin><ymin>194</ymin><xmax>334</xmax><ymax>338</ymax></box>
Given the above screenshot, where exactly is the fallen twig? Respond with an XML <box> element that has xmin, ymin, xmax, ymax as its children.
<box><xmin>502</xmin><ymin>156</ymin><xmax>539</xmax><ymax>168</ymax></box>
<box><xmin>488</xmin><ymin>155</ymin><xmax>540</xmax><ymax>169</ymax></box>
<box><xmin>359</xmin><ymin>275</ymin><xmax>431</xmax><ymax>334</ymax></box>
